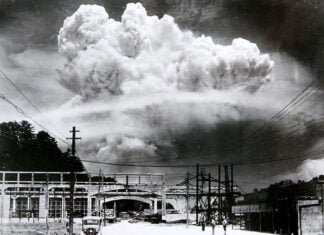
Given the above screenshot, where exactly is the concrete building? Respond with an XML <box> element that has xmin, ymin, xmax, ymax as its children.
<box><xmin>0</xmin><ymin>171</ymin><xmax>200</xmax><ymax>222</ymax></box>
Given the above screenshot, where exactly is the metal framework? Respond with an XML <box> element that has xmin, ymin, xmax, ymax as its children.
<box><xmin>193</xmin><ymin>164</ymin><xmax>239</xmax><ymax>224</ymax></box>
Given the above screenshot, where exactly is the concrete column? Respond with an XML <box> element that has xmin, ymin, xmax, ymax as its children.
<box><xmin>162</xmin><ymin>192</ymin><xmax>166</xmax><ymax>216</ymax></box>
<box><xmin>61</xmin><ymin>197</ymin><xmax>64</xmax><ymax>219</ymax></box>
<box><xmin>27</xmin><ymin>196</ymin><xmax>30</xmax><ymax>211</ymax></box>
<box><xmin>60</xmin><ymin>173</ymin><xmax>63</xmax><ymax>186</ymax></box>
<box><xmin>40</xmin><ymin>185</ymin><xmax>48</xmax><ymax>219</ymax></box>
<box><xmin>114</xmin><ymin>201</ymin><xmax>117</xmax><ymax>217</ymax></box>
<box><xmin>12</xmin><ymin>196</ymin><xmax>17</xmax><ymax>213</ymax></box>
<box><xmin>154</xmin><ymin>198</ymin><xmax>158</xmax><ymax>214</ymax></box>
<box><xmin>62</xmin><ymin>196</ymin><xmax>66</xmax><ymax>219</ymax></box>
<box><xmin>3</xmin><ymin>195</ymin><xmax>10</xmax><ymax>219</ymax></box>
<box><xmin>45</xmin><ymin>186</ymin><xmax>49</xmax><ymax>219</ymax></box>
<box><xmin>96</xmin><ymin>198</ymin><xmax>100</xmax><ymax>213</ymax></box>
<box><xmin>39</xmin><ymin>195</ymin><xmax>46</xmax><ymax>219</ymax></box>
<box><xmin>1</xmin><ymin>175</ymin><xmax>4</xmax><ymax>222</ymax></box>
<box><xmin>87</xmin><ymin>195</ymin><xmax>92</xmax><ymax>216</ymax></box>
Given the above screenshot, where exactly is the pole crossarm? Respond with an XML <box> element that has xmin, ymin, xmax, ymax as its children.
<box><xmin>67</xmin><ymin>126</ymin><xmax>81</xmax><ymax>235</ymax></box>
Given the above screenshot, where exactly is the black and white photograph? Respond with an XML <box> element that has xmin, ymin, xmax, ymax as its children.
<box><xmin>0</xmin><ymin>0</ymin><xmax>323</xmax><ymax>234</ymax></box>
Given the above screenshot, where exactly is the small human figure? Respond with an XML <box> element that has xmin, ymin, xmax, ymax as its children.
<box><xmin>211</xmin><ymin>216</ymin><xmax>216</xmax><ymax>235</ymax></box>
<box><xmin>222</xmin><ymin>217</ymin><xmax>228</xmax><ymax>233</ymax></box>
<box><xmin>200</xmin><ymin>215</ymin><xmax>206</xmax><ymax>231</ymax></box>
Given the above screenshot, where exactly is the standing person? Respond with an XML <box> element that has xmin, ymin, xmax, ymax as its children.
<box><xmin>222</xmin><ymin>217</ymin><xmax>228</xmax><ymax>233</ymax></box>
<box><xmin>201</xmin><ymin>214</ymin><xmax>206</xmax><ymax>231</ymax></box>
<box><xmin>211</xmin><ymin>216</ymin><xmax>216</xmax><ymax>235</ymax></box>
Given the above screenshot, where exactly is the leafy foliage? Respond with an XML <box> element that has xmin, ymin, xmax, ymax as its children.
<box><xmin>0</xmin><ymin>120</ymin><xmax>84</xmax><ymax>172</ymax></box>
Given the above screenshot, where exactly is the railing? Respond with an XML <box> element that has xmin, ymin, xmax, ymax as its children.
<box><xmin>0</xmin><ymin>171</ymin><xmax>166</xmax><ymax>186</ymax></box>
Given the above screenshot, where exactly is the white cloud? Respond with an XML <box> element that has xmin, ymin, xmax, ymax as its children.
<box><xmin>58</xmin><ymin>3</ymin><xmax>274</xmax><ymax>99</ymax></box>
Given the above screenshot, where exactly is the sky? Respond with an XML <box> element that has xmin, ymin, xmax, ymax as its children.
<box><xmin>0</xmin><ymin>0</ymin><xmax>323</xmax><ymax>191</ymax></box>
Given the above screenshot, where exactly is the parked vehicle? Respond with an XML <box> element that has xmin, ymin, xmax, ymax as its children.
<box><xmin>80</xmin><ymin>216</ymin><xmax>102</xmax><ymax>235</ymax></box>
<box><xmin>103</xmin><ymin>211</ymin><xmax>117</xmax><ymax>223</ymax></box>
<box><xmin>91</xmin><ymin>209</ymin><xmax>117</xmax><ymax>223</ymax></box>
<box><xmin>118</xmin><ymin>211</ymin><xmax>130</xmax><ymax>219</ymax></box>
<box><xmin>150</xmin><ymin>213</ymin><xmax>162</xmax><ymax>224</ymax></box>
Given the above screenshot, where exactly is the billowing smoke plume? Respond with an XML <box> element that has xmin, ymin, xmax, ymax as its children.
<box><xmin>58</xmin><ymin>3</ymin><xmax>273</xmax><ymax>99</ymax></box>
<box><xmin>0</xmin><ymin>0</ymin><xmax>322</xmax><ymax>191</ymax></box>
<box><xmin>56</xmin><ymin>3</ymin><xmax>291</xmax><ymax>176</ymax></box>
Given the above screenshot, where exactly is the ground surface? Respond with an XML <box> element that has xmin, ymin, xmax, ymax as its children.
<box><xmin>0</xmin><ymin>221</ymin><xmax>80</xmax><ymax>235</ymax></box>
<box><xmin>100</xmin><ymin>221</ymin><xmax>274</xmax><ymax>235</ymax></box>
<box><xmin>0</xmin><ymin>220</ymin><xmax>274</xmax><ymax>235</ymax></box>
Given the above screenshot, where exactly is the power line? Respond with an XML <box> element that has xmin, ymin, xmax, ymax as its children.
<box><xmin>195</xmin><ymin>80</ymin><xmax>320</xmax><ymax>158</ymax></box>
<box><xmin>80</xmin><ymin>159</ymin><xmax>197</xmax><ymax>168</ymax></box>
<box><xmin>75</xmin><ymin>119</ymin><xmax>323</xmax><ymax>176</ymax></box>
<box><xmin>79</xmin><ymin>148</ymin><xmax>323</xmax><ymax>168</ymax></box>
<box><xmin>0</xmin><ymin>69</ymin><xmax>70</xmax><ymax>146</ymax></box>
<box><xmin>1</xmin><ymin>68</ymin><xmax>321</xmax><ymax>175</ymax></box>
<box><xmin>0</xmin><ymin>69</ymin><xmax>50</xmax><ymax>119</ymax></box>
<box><xmin>234</xmin><ymin>160</ymin><xmax>311</xmax><ymax>191</ymax></box>
<box><xmin>93</xmin><ymin>80</ymin><xmax>321</xmax><ymax>165</ymax></box>
<box><xmin>217</xmin><ymin>87</ymin><xmax>322</xmax><ymax>161</ymax></box>
<box><xmin>242</xmin><ymin>80</ymin><xmax>318</xmax><ymax>142</ymax></box>
<box><xmin>208</xmin><ymin>80</ymin><xmax>319</xmax><ymax>158</ymax></box>
<box><xmin>105</xmin><ymin>114</ymin><xmax>324</xmax><ymax>166</ymax></box>
<box><xmin>240</xmin><ymin>118</ymin><xmax>324</xmax><ymax>163</ymax></box>
<box><xmin>66</xmin><ymin>126</ymin><xmax>81</xmax><ymax>235</ymax></box>
<box><xmin>0</xmin><ymin>92</ymin><xmax>70</xmax><ymax>146</ymax></box>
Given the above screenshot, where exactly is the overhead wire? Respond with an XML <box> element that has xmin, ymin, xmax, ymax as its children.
<box><xmin>76</xmin><ymin>79</ymin><xmax>323</xmax><ymax>191</ymax></box>
<box><xmin>188</xmin><ymin>82</ymin><xmax>321</xmax><ymax>162</ymax></box>
<box><xmin>0</xmin><ymin>69</ymin><xmax>70</xmax><ymax>146</ymax></box>
<box><xmin>240</xmin><ymin>80</ymin><xmax>318</xmax><ymax>142</ymax></box>
<box><xmin>1</xmin><ymin>67</ymin><xmax>321</xmax><ymax>191</ymax></box>
<box><xmin>234</xmin><ymin>160</ymin><xmax>310</xmax><ymax>191</ymax></box>
<box><xmin>240</xmin><ymin>117</ymin><xmax>324</xmax><ymax>164</ymax></box>
<box><xmin>85</xmin><ymin>80</ymin><xmax>321</xmax><ymax>165</ymax></box>
<box><xmin>0</xmin><ymin>92</ymin><xmax>70</xmax><ymax>146</ymax></box>
<box><xmin>88</xmin><ymin>114</ymin><xmax>324</xmax><ymax>166</ymax></box>
<box><xmin>79</xmin><ymin>148</ymin><xmax>324</xmax><ymax>168</ymax></box>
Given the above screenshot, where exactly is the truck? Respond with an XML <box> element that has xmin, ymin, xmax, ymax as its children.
<box><xmin>80</xmin><ymin>216</ymin><xmax>102</xmax><ymax>235</ymax></box>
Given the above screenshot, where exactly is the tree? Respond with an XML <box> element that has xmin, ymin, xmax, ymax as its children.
<box><xmin>0</xmin><ymin>120</ymin><xmax>84</xmax><ymax>172</ymax></box>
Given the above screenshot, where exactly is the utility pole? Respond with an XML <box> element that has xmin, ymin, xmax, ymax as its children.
<box><xmin>230</xmin><ymin>164</ymin><xmax>234</xmax><ymax>223</ymax></box>
<box><xmin>207</xmin><ymin>173</ymin><xmax>211</xmax><ymax>222</ymax></box>
<box><xmin>224</xmin><ymin>165</ymin><xmax>230</xmax><ymax>219</ymax></box>
<box><xmin>186</xmin><ymin>172</ymin><xmax>189</xmax><ymax>228</ymax></box>
<box><xmin>230</xmin><ymin>164</ymin><xmax>234</xmax><ymax>195</ymax></box>
<box><xmin>102</xmin><ymin>171</ymin><xmax>106</xmax><ymax>226</ymax></box>
<box><xmin>196</xmin><ymin>163</ymin><xmax>199</xmax><ymax>224</ymax></box>
<box><xmin>317</xmin><ymin>180</ymin><xmax>324</xmax><ymax>235</ymax></box>
<box><xmin>98</xmin><ymin>169</ymin><xmax>102</xmax><ymax>217</ymax></box>
<box><xmin>218</xmin><ymin>165</ymin><xmax>222</xmax><ymax>223</ymax></box>
<box><xmin>67</xmin><ymin>126</ymin><xmax>81</xmax><ymax>235</ymax></box>
<box><xmin>322</xmin><ymin>184</ymin><xmax>324</xmax><ymax>235</ymax></box>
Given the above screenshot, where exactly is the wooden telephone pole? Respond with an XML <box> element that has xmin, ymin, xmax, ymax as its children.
<box><xmin>67</xmin><ymin>126</ymin><xmax>81</xmax><ymax>235</ymax></box>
